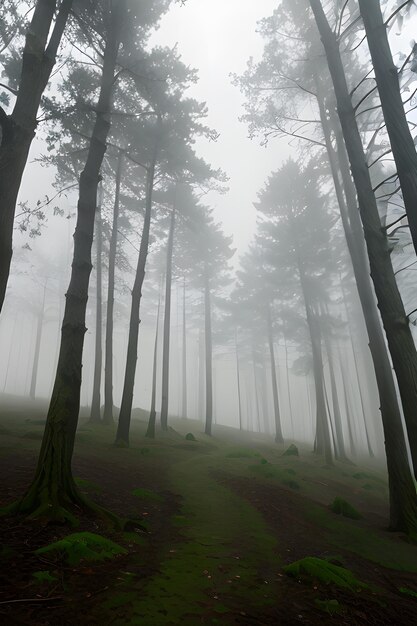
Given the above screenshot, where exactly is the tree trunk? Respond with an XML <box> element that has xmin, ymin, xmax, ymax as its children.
<box><xmin>266</xmin><ymin>305</ymin><xmax>284</xmax><ymax>443</ymax></box>
<box><xmin>308</xmin><ymin>312</ymin><xmax>333</xmax><ymax>465</ymax></box>
<box><xmin>289</xmin><ymin>196</ymin><xmax>332</xmax><ymax>464</ymax></box>
<box><xmin>160</xmin><ymin>204</ymin><xmax>176</xmax><ymax>431</ymax></box>
<box><xmin>89</xmin><ymin>194</ymin><xmax>103</xmax><ymax>423</ymax></box>
<box><xmin>14</xmin><ymin>5</ymin><xmax>121</xmax><ymax>522</ymax></box>
<box><xmin>182</xmin><ymin>276</ymin><xmax>187</xmax><ymax>419</ymax></box>
<box><xmin>204</xmin><ymin>270</ymin><xmax>213</xmax><ymax>436</ymax></box>
<box><xmin>3</xmin><ymin>313</ymin><xmax>18</xmax><ymax>392</ymax></box>
<box><xmin>116</xmin><ymin>134</ymin><xmax>159</xmax><ymax>446</ymax></box>
<box><xmin>338</xmin><ymin>275</ymin><xmax>375</xmax><ymax>458</ymax></box>
<box><xmin>284</xmin><ymin>335</ymin><xmax>294</xmax><ymax>437</ymax></box>
<box><xmin>235</xmin><ymin>327</ymin><xmax>243</xmax><ymax>430</ymax></box>
<box><xmin>198</xmin><ymin>323</ymin><xmax>205</xmax><ymax>420</ymax></box>
<box><xmin>310</xmin><ymin>0</ymin><xmax>417</xmax><ymax>533</ymax></box>
<box><xmin>323</xmin><ymin>330</ymin><xmax>348</xmax><ymax>461</ymax></box>
<box><xmin>252</xmin><ymin>346</ymin><xmax>261</xmax><ymax>432</ymax></box>
<box><xmin>338</xmin><ymin>348</ymin><xmax>357</xmax><ymax>457</ymax></box>
<box><xmin>29</xmin><ymin>280</ymin><xmax>47</xmax><ymax>399</ymax></box>
<box><xmin>359</xmin><ymin>0</ymin><xmax>417</xmax><ymax>258</ymax></box>
<box><xmin>0</xmin><ymin>0</ymin><xmax>73</xmax><ymax>312</ymax></box>
<box><xmin>146</xmin><ymin>287</ymin><xmax>162</xmax><ymax>439</ymax></box>
<box><xmin>103</xmin><ymin>153</ymin><xmax>123</xmax><ymax>424</ymax></box>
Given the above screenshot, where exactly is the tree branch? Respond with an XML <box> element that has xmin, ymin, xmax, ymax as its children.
<box><xmin>385</xmin><ymin>0</ymin><xmax>413</xmax><ymax>26</ymax></box>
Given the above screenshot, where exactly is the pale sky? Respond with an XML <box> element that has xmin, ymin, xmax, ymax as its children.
<box><xmin>151</xmin><ymin>0</ymin><xmax>289</xmax><ymax>254</ymax></box>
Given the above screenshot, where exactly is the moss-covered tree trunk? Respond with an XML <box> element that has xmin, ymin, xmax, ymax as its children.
<box><xmin>266</xmin><ymin>304</ymin><xmax>284</xmax><ymax>444</ymax></box>
<box><xmin>89</xmin><ymin>197</ymin><xmax>103</xmax><ymax>423</ymax></box>
<box><xmin>0</xmin><ymin>0</ymin><xmax>73</xmax><ymax>313</ymax></box>
<box><xmin>359</xmin><ymin>0</ymin><xmax>417</xmax><ymax>258</ymax></box>
<box><xmin>14</xmin><ymin>4</ymin><xmax>121</xmax><ymax>522</ymax></box>
<box><xmin>310</xmin><ymin>0</ymin><xmax>417</xmax><ymax>534</ymax></box>
<box><xmin>160</xmin><ymin>205</ymin><xmax>176</xmax><ymax>431</ymax></box>
<box><xmin>103</xmin><ymin>153</ymin><xmax>123</xmax><ymax>424</ymax></box>
<box><xmin>116</xmin><ymin>140</ymin><xmax>158</xmax><ymax>446</ymax></box>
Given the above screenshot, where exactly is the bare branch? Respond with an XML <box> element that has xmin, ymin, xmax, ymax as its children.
<box><xmin>385</xmin><ymin>0</ymin><xmax>413</xmax><ymax>26</ymax></box>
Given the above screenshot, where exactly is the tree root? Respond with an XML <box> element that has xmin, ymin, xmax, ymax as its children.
<box><xmin>1</xmin><ymin>484</ymin><xmax>147</xmax><ymax>533</ymax></box>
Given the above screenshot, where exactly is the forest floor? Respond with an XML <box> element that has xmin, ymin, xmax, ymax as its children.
<box><xmin>1</xmin><ymin>399</ymin><xmax>417</xmax><ymax>625</ymax></box>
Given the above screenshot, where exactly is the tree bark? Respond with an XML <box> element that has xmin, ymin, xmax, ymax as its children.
<box><xmin>14</xmin><ymin>3</ymin><xmax>121</xmax><ymax>522</ymax></box>
<box><xmin>310</xmin><ymin>0</ymin><xmax>417</xmax><ymax>533</ymax></box>
<box><xmin>0</xmin><ymin>0</ymin><xmax>73</xmax><ymax>312</ymax></box>
<box><xmin>160</xmin><ymin>204</ymin><xmax>176</xmax><ymax>431</ymax></box>
<box><xmin>146</xmin><ymin>286</ymin><xmax>162</xmax><ymax>439</ymax></box>
<box><xmin>266</xmin><ymin>304</ymin><xmax>284</xmax><ymax>443</ymax></box>
<box><xmin>358</xmin><ymin>0</ymin><xmax>417</xmax><ymax>258</ymax></box>
<box><xmin>204</xmin><ymin>269</ymin><xmax>213</xmax><ymax>436</ymax></box>
<box><xmin>29</xmin><ymin>280</ymin><xmax>47</xmax><ymax>399</ymax></box>
<box><xmin>116</xmin><ymin>134</ymin><xmax>159</xmax><ymax>446</ymax></box>
<box><xmin>103</xmin><ymin>153</ymin><xmax>123</xmax><ymax>424</ymax></box>
<box><xmin>89</xmin><ymin>194</ymin><xmax>103</xmax><ymax>423</ymax></box>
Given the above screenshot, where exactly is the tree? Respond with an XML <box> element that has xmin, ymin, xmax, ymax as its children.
<box><xmin>309</xmin><ymin>0</ymin><xmax>417</xmax><ymax>534</ymax></box>
<box><xmin>358</xmin><ymin>0</ymin><xmax>417</xmax><ymax>258</ymax></box>
<box><xmin>115</xmin><ymin>67</ymin><xmax>223</xmax><ymax>444</ymax></box>
<box><xmin>185</xmin><ymin>205</ymin><xmax>234</xmax><ymax>436</ymax></box>
<box><xmin>255</xmin><ymin>159</ymin><xmax>335</xmax><ymax>464</ymax></box>
<box><xmin>0</xmin><ymin>0</ymin><xmax>73</xmax><ymax>312</ymax></box>
<box><xmin>9</xmin><ymin>0</ymin><xmax>137</xmax><ymax>523</ymax></box>
<box><xmin>89</xmin><ymin>188</ymin><xmax>103</xmax><ymax>423</ymax></box>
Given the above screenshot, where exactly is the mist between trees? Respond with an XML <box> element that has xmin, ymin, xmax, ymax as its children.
<box><xmin>1</xmin><ymin>0</ymin><xmax>417</xmax><ymax>547</ymax></box>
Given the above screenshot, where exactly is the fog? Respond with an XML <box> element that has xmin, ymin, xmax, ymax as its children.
<box><xmin>1</xmin><ymin>1</ymin><xmax>417</xmax><ymax>623</ymax></box>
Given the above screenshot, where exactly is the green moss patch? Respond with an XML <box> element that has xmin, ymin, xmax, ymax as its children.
<box><xmin>249</xmin><ymin>461</ymin><xmax>301</xmax><ymax>491</ymax></box>
<box><xmin>32</xmin><ymin>570</ymin><xmax>57</xmax><ymax>584</ymax></box>
<box><xmin>75</xmin><ymin>477</ymin><xmax>102</xmax><ymax>493</ymax></box>
<box><xmin>330</xmin><ymin>497</ymin><xmax>362</xmax><ymax>520</ymax></box>
<box><xmin>314</xmin><ymin>598</ymin><xmax>342</xmax><ymax>615</ymax></box>
<box><xmin>399</xmin><ymin>587</ymin><xmax>417</xmax><ymax>600</ymax></box>
<box><xmin>131</xmin><ymin>487</ymin><xmax>163</xmax><ymax>502</ymax></box>
<box><xmin>284</xmin><ymin>557</ymin><xmax>367</xmax><ymax>591</ymax></box>
<box><xmin>35</xmin><ymin>532</ymin><xmax>127</xmax><ymax>566</ymax></box>
<box><xmin>282</xmin><ymin>444</ymin><xmax>299</xmax><ymax>457</ymax></box>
